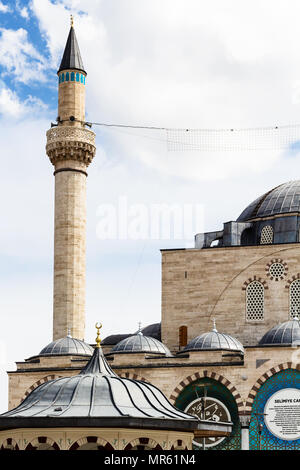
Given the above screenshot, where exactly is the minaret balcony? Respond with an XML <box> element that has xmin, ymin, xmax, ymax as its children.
<box><xmin>46</xmin><ymin>126</ymin><xmax>96</xmax><ymax>166</ymax></box>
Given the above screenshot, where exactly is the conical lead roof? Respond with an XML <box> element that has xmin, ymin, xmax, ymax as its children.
<box><xmin>58</xmin><ymin>25</ymin><xmax>86</xmax><ymax>74</ymax></box>
<box><xmin>0</xmin><ymin>344</ymin><xmax>197</xmax><ymax>421</ymax></box>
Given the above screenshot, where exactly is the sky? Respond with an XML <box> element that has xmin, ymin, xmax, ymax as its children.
<box><xmin>1</xmin><ymin>0</ymin><xmax>300</xmax><ymax>411</ymax></box>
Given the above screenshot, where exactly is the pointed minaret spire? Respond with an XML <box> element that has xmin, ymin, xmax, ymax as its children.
<box><xmin>58</xmin><ymin>18</ymin><xmax>86</xmax><ymax>74</ymax></box>
<box><xmin>46</xmin><ymin>21</ymin><xmax>96</xmax><ymax>341</ymax></box>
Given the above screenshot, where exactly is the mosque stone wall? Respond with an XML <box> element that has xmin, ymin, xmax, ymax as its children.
<box><xmin>161</xmin><ymin>243</ymin><xmax>300</xmax><ymax>352</ymax></box>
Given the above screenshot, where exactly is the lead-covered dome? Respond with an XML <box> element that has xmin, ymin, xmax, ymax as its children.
<box><xmin>39</xmin><ymin>336</ymin><xmax>94</xmax><ymax>356</ymax></box>
<box><xmin>1</xmin><ymin>344</ymin><xmax>196</xmax><ymax>425</ymax></box>
<box><xmin>237</xmin><ymin>180</ymin><xmax>300</xmax><ymax>222</ymax></box>
<box><xmin>259</xmin><ymin>318</ymin><xmax>300</xmax><ymax>346</ymax></box>
<box><xmin>111</xmin><ymin>331</ymin><xmax>171</xmax><ymax>356</ymax></box>
<box><xmin>180</xmin><ymin>324</ymin><xmax>244</xmax><ymax>354</ymax></box>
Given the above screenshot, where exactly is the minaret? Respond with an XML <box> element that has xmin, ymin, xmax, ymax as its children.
<box><xmin>46</xmin><ymin>19</ymin><xmax>96</xmax><ymax>340</ymax></box>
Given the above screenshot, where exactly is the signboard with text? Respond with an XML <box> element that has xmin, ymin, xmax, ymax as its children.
<box><xmin>264</xmin><ymin>388</ymin><xmax>300</xmax><ymax>441</ymax></box>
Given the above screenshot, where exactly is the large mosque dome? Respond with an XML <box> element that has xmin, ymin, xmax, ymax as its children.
<box><xmin>195</xmin><ymin>180</ymin><xmax>300</xmax><ymax>248</ymax></box>
<box><xmin>237</xmin><ymin>180</ymin><xmax>300</xmax><ymax>222</ymax></box>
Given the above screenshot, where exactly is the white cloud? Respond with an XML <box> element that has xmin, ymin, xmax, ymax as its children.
<box><xmin>20</xmin><ymin>6</ymin><xmax>29</xmax><ymax>19</ymax></box>
<box><xmin>0</xmin><ymin>82</ymin><xmax>47</xmax><ymax>117</ymax></box>
<box><xmin>0</xmin><ymin>27</ymin><xmax>48</xmax><ymax>83</ymax></box>
<box><xmin>29</xmin><ymin>0</ymin><xmax>300</xmax><ymax>182</ymax></box>
<box><xmin>0</xmin><ymin>86</ymin><xmax>24</xmax><ymax>116</ymax></box>
<box><xmin>0</xmin><ymin>1</ymin><xmax>10</xmax><ymax>13</ymax></box>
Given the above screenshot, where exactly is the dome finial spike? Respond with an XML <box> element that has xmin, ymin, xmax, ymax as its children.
<box><xmin>70</xmin><ymin>14</ymin><xmax>74</xmax><ymax>28</ymax></box>
<box><xmin>137</xmin><ymin>321</ymin><xmax>143</xmax><ymax>335</ymax></box>
<box><xmin>95</xmin><ymin>322</ymin><xmax>102</xmax><ymax>348</ymax></box>
<box><xmin>212</xmin><ymin>318</ymin><xmax>218</xmax><ymax>332</ymax></box>
<box><xmin>67</xmin><ymin>327</ymin><xmax>72</xmax><ymax>338</ymax></box>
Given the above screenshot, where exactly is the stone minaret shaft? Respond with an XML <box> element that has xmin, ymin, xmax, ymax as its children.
<box><xmin>46</xmin><ymin>24</ymin><xmax>96</xmax><ymax>340</ymax></box>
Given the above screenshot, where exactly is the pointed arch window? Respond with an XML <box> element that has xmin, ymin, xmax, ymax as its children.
<box><xmin>66</xmin><ymin>72</ymin><xmax>69</xmax><ymax>81</ymax></box>
<box><xmin>246</xmin><ymin>281</ymin><xmax>264</xmax><ymax>321</ymax></box>
<box><xmin>260</xmin><ymin>225</ymin><xmax>273</xmax><ymax>244</ymax></box>
<box><xmin>71</xmin><ymin>72</ymin><xmax>75</xmax><ymax>81</ymax></box>
<box><xmin>290</xmin><ymin>279</ymin><xmax>300</xmax><ymax>318</ymax></box>
<box><xmin>76</xmin><ymin>73</ymin><xmax>79</xmax><ymax>82</ymax></box>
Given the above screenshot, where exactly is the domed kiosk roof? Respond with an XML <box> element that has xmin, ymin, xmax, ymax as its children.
<box><xmin>179</xmin><ymin>322</ymin><xmax>244</xmax><ymax>354</ymax></box>
<box><xmin>39</xmin><ymin>335</ymin><xmax>94</xmax><ymax>356</ymax></box>
<box><xmin>111</xmin><ymin>330</ymin><xmax>171</xmax><ymax>356</ymax></box>
<box><xmin>237</xmin><ymin>180</ymin><xmax>300</xmax><ymax>222</ymax></box>
<box><xmin>0</xmin><ymin>325</ymin><xmax>232</xmax><ymax>437</ymax></box>
<box><xmin>259</xmin><ymin>317</ymin><xmax>300</xmax><ymax>346</ymax></box>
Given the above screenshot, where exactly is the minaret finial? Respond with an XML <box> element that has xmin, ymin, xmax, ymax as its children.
<box><xmin>70</xmin><ymin>14</ymin><xmax>74</xmax><ymax>28</ymax></box>
<box><xmin>212</xmin><ymin>318</ymin><xmax>218</xmax><ymax>332</ymax></box>
<box><xmin>137</xmin><ymin>322</ymin><xmax>143</xmax><ymax>335</ymax></box>
<box><xmin>95</xmin><ymin>322</ymin><xmax>102</xmax><ymax>348</ymax></box>
<box><xmin>67</xmin><ymin>327</ymin><xmax>72</xmax><ymax>338</ymax></box>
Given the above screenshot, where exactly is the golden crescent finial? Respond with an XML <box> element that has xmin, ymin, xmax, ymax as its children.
<box><xmin>70</xmin><ymin>14</ymin><xmax>74</xmax><ymax>28</ymax></box>
<box><xmin>95</xmin><ymin>322</ymin><xmax>102</xmax><ymax>348</ymax></box>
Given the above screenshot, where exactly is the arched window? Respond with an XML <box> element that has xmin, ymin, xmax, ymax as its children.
<box><xmin>260</xmin><ymin>225</ymin><xmax>273</xmax><ymax>244</ymax></box>
<box><xmin>80</xmin><ymin>74</ymin><xmax>83</xmax><ymax>83</ymax></box>
<box><xmin>66</xmin><ymin>72</ymin><xmax>69</xmax><ymax>81</ymax></box>
<box><xmin>76</xmin><ymin>72</ymin><xmax>79</xmax><ymax>82</ymax></box>
<box><xmin>61</xmin><ymin>73</ymin><xmax>64</xmax><ymax>82</ymax></box>
<box><xmin>290</xmin><ymin>279</ymin><xmax>300</xmax><ymax>318</ymax></box>
<box><xmin>71</xmin><ymin>72</ymin><xmax>75</xmax><ymax>81</ymax></box>
<box><xmin>246</xmin><ymin>281</ymin><xmax>264</xmax><ymax>321</ymax></box>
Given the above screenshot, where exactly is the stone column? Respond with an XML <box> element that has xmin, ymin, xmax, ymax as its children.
<box><xmin>46</xmin><ymin>126</ymin><xmax>96</xmax><ymax>340</ymax></box>
<box><xmin>239</xmin><ymin>414</ymin><xmax>251</xmax><ymax>450</ymax></box>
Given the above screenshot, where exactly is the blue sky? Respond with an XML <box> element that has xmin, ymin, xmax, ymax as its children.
<box><xmin>2</xmin><ymin>0</ymin><xmax>300</xmax><ymax>411</ymax></box>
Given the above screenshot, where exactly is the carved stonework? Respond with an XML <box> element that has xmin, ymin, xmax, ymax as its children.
<box><xmin>239</xmin><ymin>414</ymin><xmax>251</xmax><ymax>427</ymax></box>
<box><xmin>46</xmin><ymin>126</ymin><xmax>96</xmax><ymax>166</ymax></box>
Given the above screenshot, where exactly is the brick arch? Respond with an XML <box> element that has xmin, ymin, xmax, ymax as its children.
<box><xmin>118</xmin><ymin>372</ymin><xmax>149</xmax><ymax>383</ymax></box>
<box><xmin>245</xmin><ymin>362</ymin><xmax>299</xmax><ymax>412</ymax></box>
<box><xmin>69</xmin><ymin>436</ymin><xmax>114</xmax><ymax>450</ymax></box>
<box><xmin>169</xmin><ymin>438</ymin><xmax>189</xmax><ymax>450</ymax></box>
<box><xmin>21</xmin><ymin>375</ymin><xmax>63</xmax><ymax>402</ymax></box>
<box><xmin>0</xmin><ymin>438</ymin><xmax>19</xmax><ymax>450</ymax></box>
<box><xmin>242</xmin><ymin>276</ymin><xmax>268</xmax><ymax>291</ymax></box>
<box><xmin>25</xmin><ymin>436</ymin><xmax>60</xmax><ymax>450</ymax></box>
<box><xmin>123</xmin><ymin>437</ymin><xmax>162</xmax><ymax>450</ymax></box>
<box><xmin>285</xmin><ymin>272</ymin><xmax>300</xmax><ymax>288</ymax></box>
<box><xmin>170</xmin><ymin>370</ymin><xmax>243</xmax><ymax>410</ymax></box>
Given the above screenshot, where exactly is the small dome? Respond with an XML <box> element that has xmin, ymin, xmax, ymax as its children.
<box><xmin>102</xmin><ymin>323</ymin><xmax>162</xmax><ymax>346</ymax></box>
<box><xmin>2</xmin><ymin>345</ymin><xmax>194</xmax><ymax>424</ymax></box>
<box><xmin>259</xmin><ymin>318</ymin><xmax>300</xmax><ymax>346</ymax></box>
<box><xmin>237</xmin><ymin>180</ymin><xmax>300</xmax><ymax>222</ymax></box>
<box><xmin>180</xmin><ymin>323</ymin><xmax>244</xmax><ymax>354</ymax></box>
<box><xmin>39</xmin><ymin>336</ymin><xmax>94</xmax><ymax>356</ymax></box>
<box><xmin>111</xmin><ymin>332</ymin><xmax>171</xmax><ymax>356</ymax></box>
